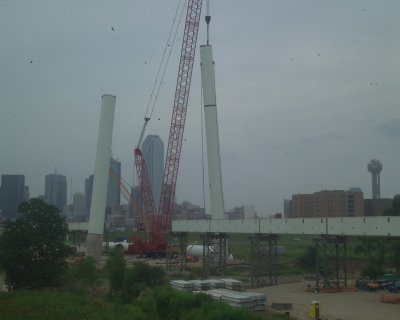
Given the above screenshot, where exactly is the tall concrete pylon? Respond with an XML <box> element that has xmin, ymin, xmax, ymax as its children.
<box><xmin>86</xmin><ymin>95</ymin><xmax>116</xmax><ymax>265</ymax></box>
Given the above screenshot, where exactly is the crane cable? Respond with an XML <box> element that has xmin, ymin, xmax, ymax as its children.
<box><xmin>205</xmin><ymin>0</ymin><xmax>211</xmax><ymax>45</ymax></box>
<box><xmin>144</xmin><ymin>0</ymin><xmax>188</xmax><ymax>120</ymax></box>
<box><xmin>201</xmin><ymin>74</ymin><xmax>206</xmax><ymax>217</ymax></box>
<box><xmin>201</xmin><ymin>0</ymin><xmax>211</xmax><ymax>216</ymax></box>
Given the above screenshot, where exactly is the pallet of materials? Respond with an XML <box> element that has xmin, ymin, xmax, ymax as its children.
<box><xmin>203</xmin><ymin>279</ymin><xmax>226</xmax><ymax>289</ymax></box>
<box><xmin>191</xmin><ymin>280</ymin><xmax>211</xmax><ymax>291</ymax></box>
<box><xmin>169</xmin><ymin>280</ymin><xmax>194</xmax><ymax>292</ymax></box>
<box><xmin>205</xmin><ymin>288</ymin><xmax>267</xmax><ymax>311</ymax></box>
<box><xmin>240</xmin><ymin>291</ymin><xmax>267</xmax><ymax>311</ymax></box>
<box><xmin>220</xmin><ymin>278</ymin><xmax>244</xmax><ymax>291</ymax></box>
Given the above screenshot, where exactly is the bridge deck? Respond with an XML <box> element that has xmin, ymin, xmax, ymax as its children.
<box><xmin>172</xmin><ymin>217</ymin><xmax>400</xmax><ymax>237</ymax></box>
<box><xmin>69</xmin><ymin>216</ymin><xmax>400</xmax><ymax>237</ymax></box>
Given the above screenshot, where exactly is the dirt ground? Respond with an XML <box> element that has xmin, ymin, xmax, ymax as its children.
<box><xmin>2</xmin><ymin>256</ymin><xmax>399</xmax><ymax>320</ymax></box>
<box><xmin>252</xmin><ymin>280</ymin><xmax>399</xmax><ymax>320</ymax></box>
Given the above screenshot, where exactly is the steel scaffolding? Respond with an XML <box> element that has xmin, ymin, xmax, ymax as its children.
<box><xmin>315</xmin><ymin>235</ymin><xmax>347</xmax><ymax>290</ymax></box>
<box><xmin>250</xmin><ymin>234</ymin><xmax>278</xmax><ymax>287</ymax></box>
<box><xmin>166</xmin><ymin>232</ymin><xmax>187</xmax><ymax>272</ymax></box>
<box><xmin>201</xmin><ymin>233</ymin><xmax>227</xmax><ymax>278</ymax></box>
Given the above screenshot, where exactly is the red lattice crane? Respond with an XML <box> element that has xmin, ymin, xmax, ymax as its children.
<box><xmin>130</xmin><ymin>0</ymin><xmax>203</xmax><ymax>256</ymax></box>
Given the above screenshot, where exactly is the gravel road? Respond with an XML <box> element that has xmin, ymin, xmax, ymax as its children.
<box><xmin>252</xmin><ymin>281</ymin><xmax>399</xmax><ymax>320</ymax></box>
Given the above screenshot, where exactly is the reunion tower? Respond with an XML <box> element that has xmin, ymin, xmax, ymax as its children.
<box><xmin>367</xmin><ymin>159</ymin><xmax>382</xmax><ymax>199</ymax></box>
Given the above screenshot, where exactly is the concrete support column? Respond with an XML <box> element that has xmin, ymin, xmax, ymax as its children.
<box><xmin>200</xmin><ymin>45</ymin><xmax>225</xmax><ymax>219</ymax></box>
<box><xmin>86</xmin><ymin>95</ymin><xmax>116</xmax><ymax>265</ymax></box>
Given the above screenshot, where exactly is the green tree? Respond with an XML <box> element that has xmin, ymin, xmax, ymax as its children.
<box><xmin>354</xmin><ymin>195</ymin><xmax>400</xmax><ymax>275</ymax></box>
<box><xmin>77</xmin><ymin>256</ymin><xmax>99</xmax><ymax>285</ymax></box>
<box><xmin>63</xmin><ymin>256</ymin><xmax>103</xmax><ymax>295</ymax></box>
<box><xmin>122</xmin><ymin>261</ymin><xmax>166</xmax><ymax>302</ymax></box>
<box><xmin>64</xmin><ymin>256</ymin><xmax>100</xmax><ymax>290</ymax></box>
<box><xmin>298</xmin><ymin>245</ymin><xmax>317</xmax><ymax>269</ymax></box>
<box><xmin>0</xmin><ymin>198</ymin><xmax>70</xmax><ymax>289</ymax></box>
<box><xmin>134</xmin><ymin>288</ymin><xmax>158</xmax><ymax>319</ymax></box>
<box><xmin>382</xmin><ymin>194</ymin><xmax>400</xmax><ymax>271</ymax></box>
<box><xmin>105</xmin><ymin>247</ymin><xmax>126</xmax><ymax>297</ymax></box>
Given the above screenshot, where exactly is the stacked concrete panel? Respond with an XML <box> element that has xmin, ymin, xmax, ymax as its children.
<box><xmin>169</xmin><ymin>280</ymin><xmax>194</xmax><ymax>292</ymax></box>
<box><xmin>205</xmin><ymin>289</ymin><xmax>266</xmax><ymax>311</ymax></box>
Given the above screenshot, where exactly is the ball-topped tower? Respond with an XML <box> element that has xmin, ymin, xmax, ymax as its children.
<box><xmin>367</xmin><ymin>159</ymin><xmax>382</xmax><ymax>199</ymax></box>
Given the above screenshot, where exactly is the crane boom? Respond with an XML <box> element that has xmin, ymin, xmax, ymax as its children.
<box><xmin>159</xmin><ymin>0</ymin><xmax>203</xmax><ymax>229</ymax></box>
<box><xmin>129</xmin><ymin>0</ymin><xmax>203</xmax><ymax>257</ymax></box>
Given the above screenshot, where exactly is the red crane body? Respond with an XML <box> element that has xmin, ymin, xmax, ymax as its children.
<box><xmin>129</xmin><ymin>0</ymin><xmax>203</xmax><ymax>257</ymax></box>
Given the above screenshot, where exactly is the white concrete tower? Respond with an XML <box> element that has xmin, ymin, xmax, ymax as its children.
<box><xmin>86</xmin><ymin>95</ymin><xmax>116</xmax><ymax>264</ymax></box>
<box><xmin>200</xmin><ymin>44</ymin><xmax>225</xmax><ymax>219</ymax></box>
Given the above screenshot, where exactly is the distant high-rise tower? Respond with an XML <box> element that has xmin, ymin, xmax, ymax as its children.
<box><xmin>45</xmin><ymin>174</ymin><xmax>67</xmax><ymax>212</ymax></box>
<box><xmin>85</xmin><ymin>174</ymin><xmax>94</xmax><ymax>213</ymax></box>
<box><xmin>0</xmin><ymin>175</ymin><xmax>26</xmax><ymax>220</ymax></box>
<box><xmin>85</xmin><ymin>157</ymin><xmax>121</xmax><ymax>215</ymax></box>
<box><xmin>73</xmin><ymin>192</ymin><xmax>86</xmax><ymax>216</ymax></box>
<box><xmin>142</xmin><ymin>135</ymin><xmax>164</xmax><ymax>207</ymax></box>
<box><xmin>367</xmin><ymin>159</ymin><xmax>382</xmax><ymax>199</ymax></box>
<box><xmin>107</xmin><ymin>157</ymin><xmax>121</xmax><ymax>212</ymax></box>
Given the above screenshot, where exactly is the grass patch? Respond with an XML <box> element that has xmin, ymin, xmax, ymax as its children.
<box><xmin>0</xmin><ymin>289</ymin><xmax>294</xmax><ymax>320</ymax></box>
<box><xmin>0</xmin><ymin>290</ymin><xmax>132</xmax><ymax>320</ymax></box>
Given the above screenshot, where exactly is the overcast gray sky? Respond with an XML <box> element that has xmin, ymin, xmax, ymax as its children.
<box><xmin>1</xmin><ymin>0</ymin><xmax>399</xmax><ymax>216</ymax></box>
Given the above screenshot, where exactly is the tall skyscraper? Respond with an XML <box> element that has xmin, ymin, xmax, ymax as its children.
<box><xmin>45</xmin><ymin>174</ymin><xmax>67</xmax><ymax>213</ymax></box>
<box><xmin>85</xmin><ymin>174</ymin><xmax>94</xmax><ymax>213</ymax></box>
<box><xmin>141</xmin><ymin>135</ymin><xmax>164</xmax><ymax>207</ymax></box>
<box><xmin>107</xmin><ymin>157</ymin><xmax>121</xmax><ymax>212</ymax></box>
<box><xmin>283</xmin><ymin>199</ymin><xmax>292</xmax><ymax>218</ymax></box>
<box><xmin>367</xmin><ymin>159</ymin><xmax>382</xmax><ymax>199</ymax></box>
<box><xmin>85</xmin><ymin>157</ymin><xmax>121</xmax><ymax>215</ymax></box>
<box><xmin>73</xmin><ymin>192</ymin><xmax>86</xmax><ymax>216</ymax></box>
<box><xmin>0</xmin><ymin>175</ymin><xmax>26</xmax><ymax>220</ymax></box>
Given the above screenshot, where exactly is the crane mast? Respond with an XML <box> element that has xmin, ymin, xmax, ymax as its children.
<box><xmin>130</xmin><ymin>0</ymin><xmax>203</xmax><ymax>256</ymax></box>
<box><xmin>159</xmin><ymin>0</ymin><xmax>203</xmax><ymax>229</ymax></box>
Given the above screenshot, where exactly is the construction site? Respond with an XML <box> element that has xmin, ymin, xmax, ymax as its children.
<box><xmin>63</xmin><ymin>1</ymin><xmax>400</xmax><ymax>319</ymax></box>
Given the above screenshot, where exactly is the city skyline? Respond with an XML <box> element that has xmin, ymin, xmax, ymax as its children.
<box><xmin>2</xmin><ymin>171</ymin><xmax>395</xmax><ymax>222</ymax></box>
<box><xmin>1</xmin><ymin>159</ymin><xmax>397</xmax><ymax>215</ymax></box>
<box><xmin>1</xmin><ymin>1</ymin><xmax>399</xmax><ymax>215</ymax></box>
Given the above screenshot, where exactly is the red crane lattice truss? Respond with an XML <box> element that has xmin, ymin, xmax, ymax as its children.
<box><xmin>159</xmin><ymin>0</ymin><xmax>203</xmax><ymax>232</ymax></box>
<box><xmin>134</xmin><ymin>0</ymin><xmax>203</xmax><ymax>247</ymax></box>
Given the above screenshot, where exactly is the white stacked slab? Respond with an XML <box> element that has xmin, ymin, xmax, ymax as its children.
<box><xmin>220</xmin><ymin>278</ymin><xmax>244</xmax><ymax>291</ymax></box>
<box><xmin>205</xmin><ymin>289</ymin><xmax>266</xmax><ymax>310</ymax></box>
<box><xmin>170</xmin><ymin>279</ymin><xmax>267</xmax><ymax>311</ymax></box>
<box><xmin>203</xmin><ymin>279</ymin><xmax>226</xmax><ymax>289</ymax></box>
<box><xmin>239</xmin><ymin>291</ymin><xmax>267</xmax><ymax>311</ymax></box>
<box><xmin>191</xmin><ymin>280</ymin><xmax>211</xmax><ymax>291</ymax></box>
<box><xmin>169</xmin><ymin>280</ymin><xmax>194</xmax><ymax>292</ymax></box>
